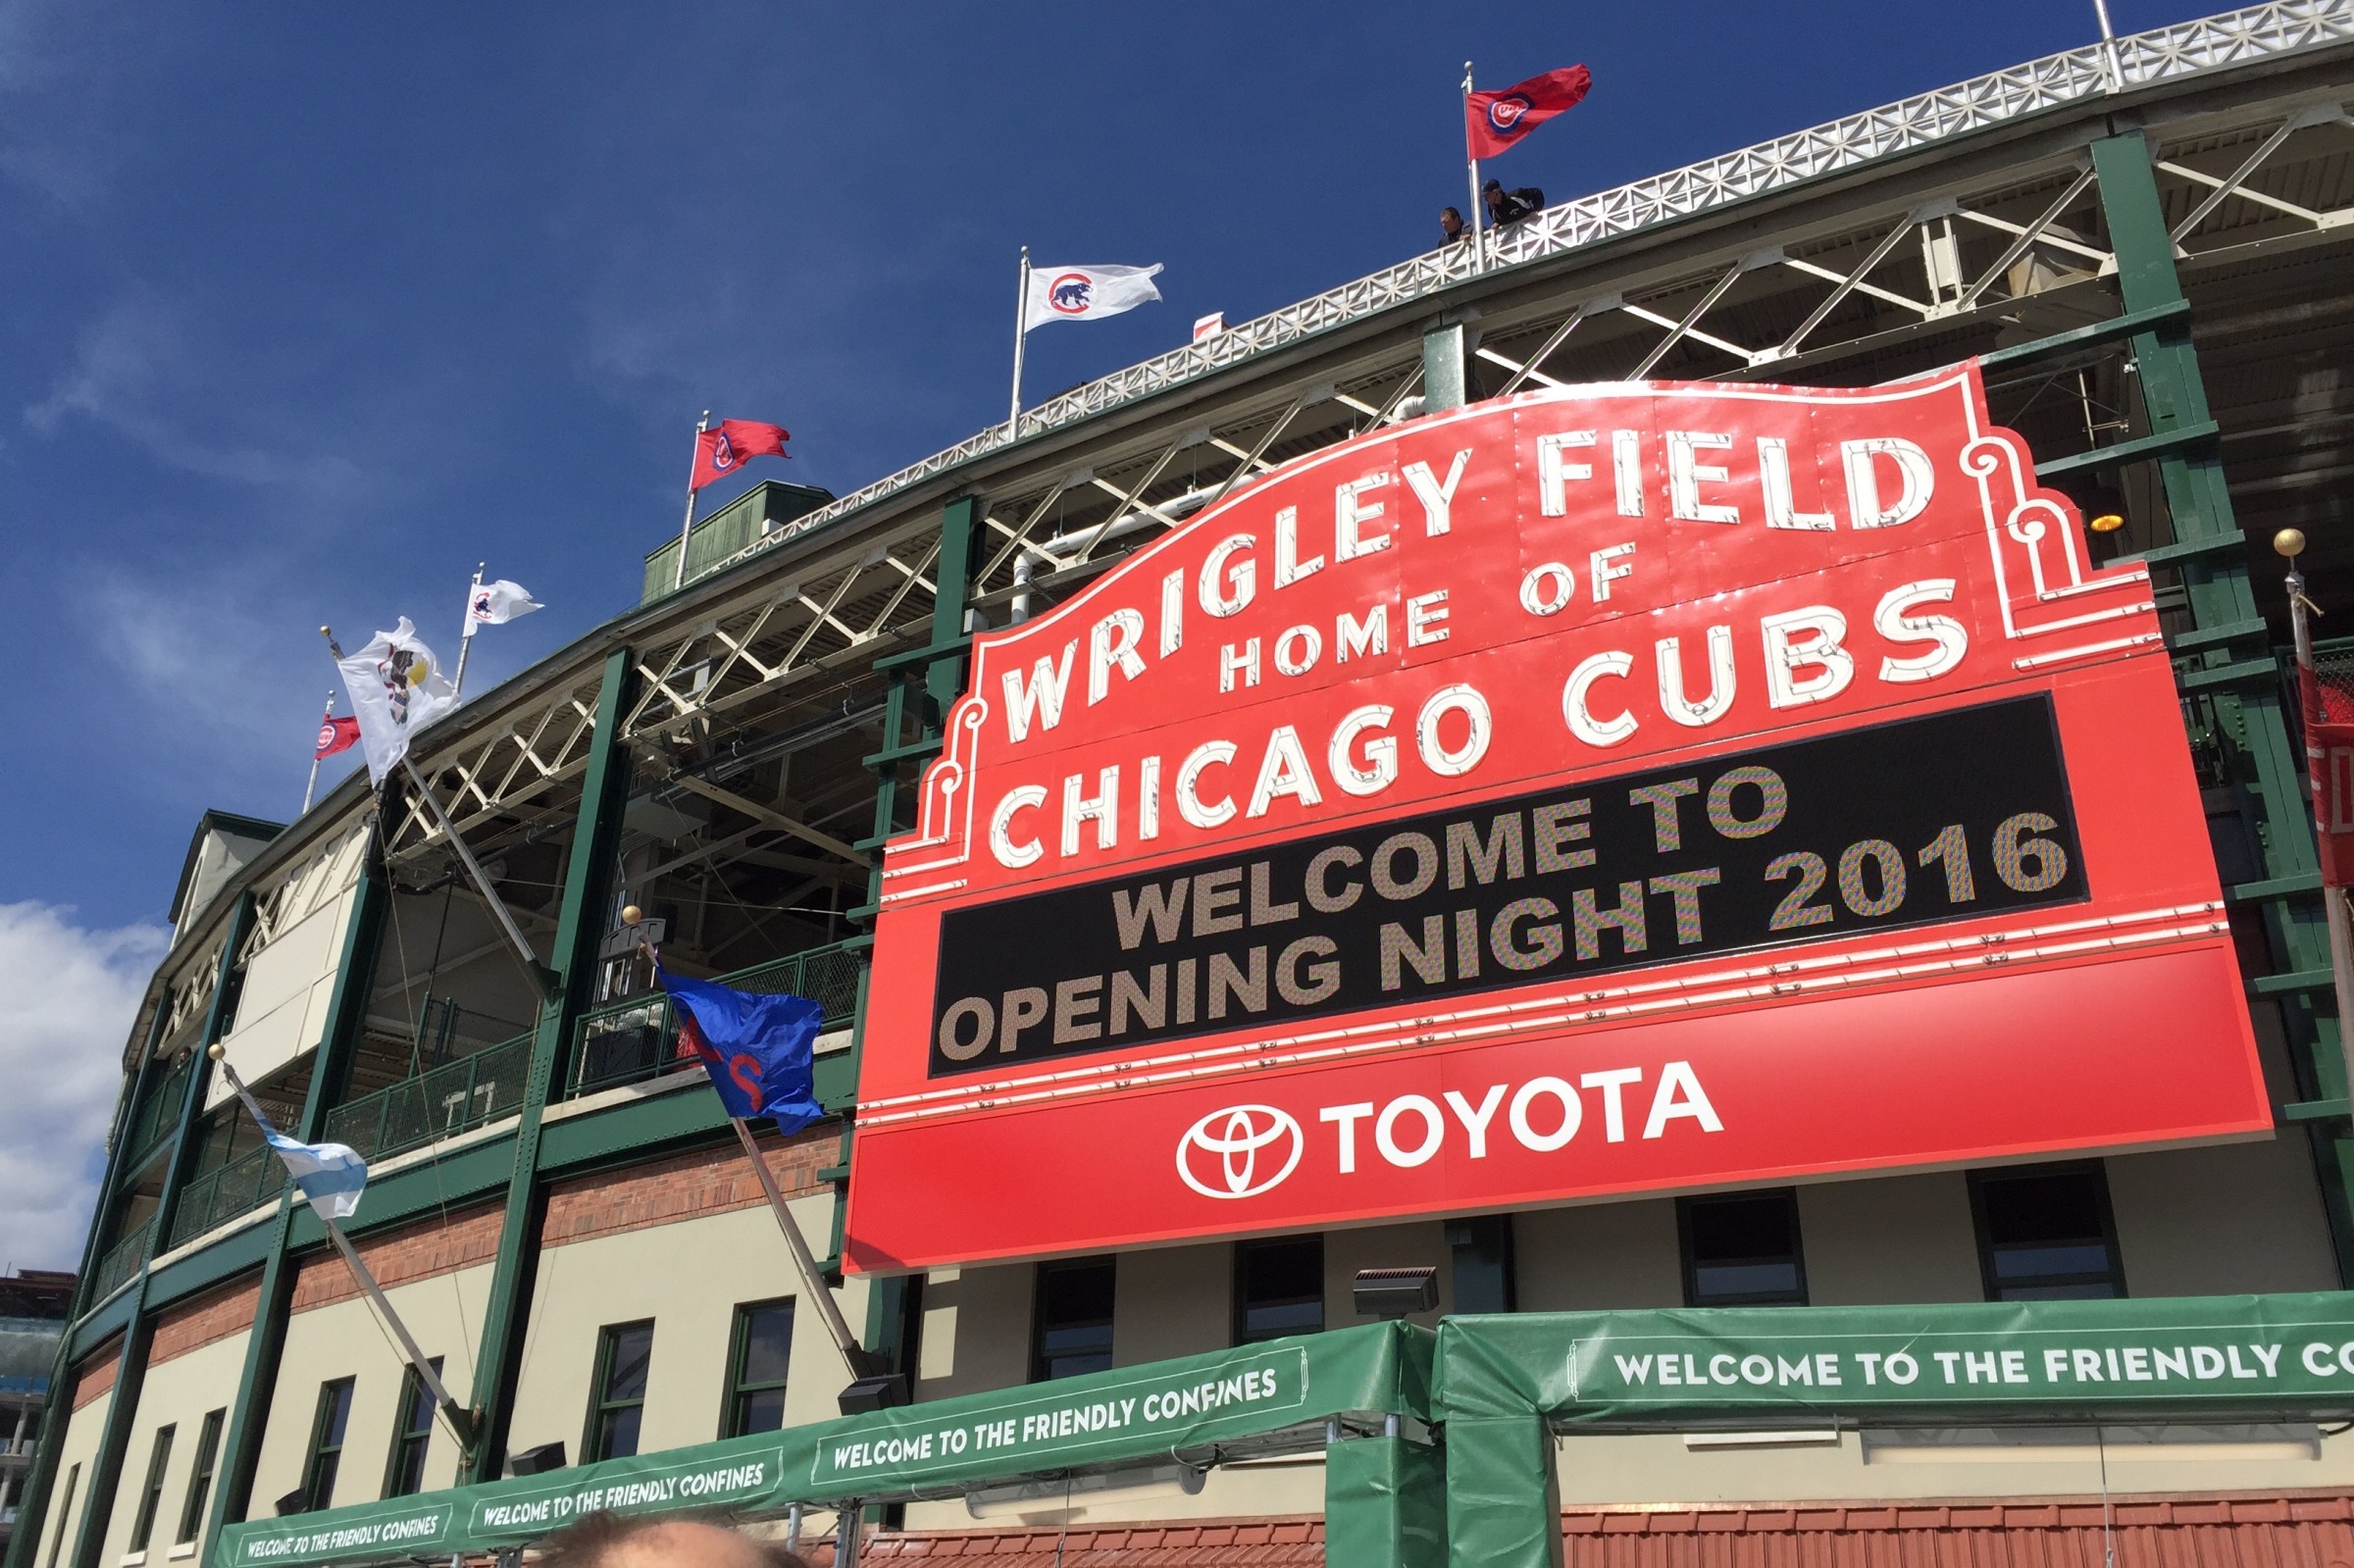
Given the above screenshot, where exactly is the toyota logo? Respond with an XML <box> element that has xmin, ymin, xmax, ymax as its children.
<box><xmin>1175</xmin><ymin>1104</ymin><xmax>1303</xmax><ymax>1200</ymax></box>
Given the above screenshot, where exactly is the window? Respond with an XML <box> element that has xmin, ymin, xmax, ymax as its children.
<box><xmin>1233</xmin><ymin>1237</ymin><xmax>1323</xmax><ymax>1344</ymax></box>
<box><xmin>1032</xmin><ymin>1259</ymin><xmax>1116</xmax><ymax>1381</ymax></box>
<box><xmin>299</xmin><ymin>1379</ymin><xmax>355</xmax><ymax>1513</ymax></box>
<box><xmin>724</xmin><ymin>1302</ymin><xmax>794</xmax><ymax>1437</ymax></box>
<box><xmin>586</xmin><ymin>1322</ymin><xmax>654</xmax><ymax>1461</ymax></box>
<box><xmin>384</xmin><ymin>1358</ymin><xmax>440</xmax><ymax>1497</ymax></box>
<box><xmin>46</xmin><ymin>1464</ymin><xmax>78</xmax><ymax>1568</ymax></box>
<box><xmin>1971</xmin><ymin>1163</ymin><xmax>2125</xmax><ymax>1299</ymax></box>
<box><xmin>1680</xmin><ymin>1190</ymin><xmax>1808</xmax><ymax>1306</ymax></box>
<box><xmin>176</xmin><ymin>1409</ymin><xmax>224</xmax><ymax>1545</ymax></box>
<box><xmin>128</xmin><ymin>1424</ymin><xmax>175</xmax><ymax>1553</ymax></box>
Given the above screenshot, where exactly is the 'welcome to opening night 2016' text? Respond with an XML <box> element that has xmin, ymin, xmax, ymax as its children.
<box><xmin>930</xmin><ymin>694</ymin><xmax>2085</xmax><ymax>1074</ymax></box>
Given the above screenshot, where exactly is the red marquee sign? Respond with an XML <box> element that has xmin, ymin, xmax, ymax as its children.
<box><xmin>843</xmin><ymin>365</ymin><xmax>2269</xmax><ymax>1275</ymax></box>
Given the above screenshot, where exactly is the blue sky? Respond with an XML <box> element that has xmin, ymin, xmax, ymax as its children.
<box><xmin>0</xmin><ymin>0</ymin><xmax>2216</xmax><ymax>1259</ymax></box>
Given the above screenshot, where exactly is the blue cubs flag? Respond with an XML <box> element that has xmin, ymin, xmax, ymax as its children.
<box><xmin>658</xmin><ymin>966</ymin><xmax>825</xmax><ymax>1131</ymax></box>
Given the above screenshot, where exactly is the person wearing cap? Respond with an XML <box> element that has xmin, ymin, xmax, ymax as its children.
<box><xmin>1482</xmin><ymin>178</ymin><xmax>1544</xmax><ymax>228</ymax></box>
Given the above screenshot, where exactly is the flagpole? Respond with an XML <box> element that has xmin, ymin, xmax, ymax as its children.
<box><xmin>1008</xmin><ymin>247</ymin><xmax>1031</xmax><ymax>429</ymax></box>
<box><xmin>321</xmin><ymin>626</ymin><xmax>559</xmax><ymax>998</ymax></box>
<box><xmin>1463</xmin><ymin>62</ymin><xmax>1487</xmax><ymax>274</ymax></box>
<box><xmin>673</xmin><ymin>410</ymin><xmax>711</xmax><ymax>591</ymax></box>
<box><xmin>634</xmin><ymin>934</ymin><xmax>877</xmax><ymax>1379</ymax></box>
<box><xmin>729</xmin><ymin>1116</ymin><xmax>878</xmax><ymax>1379</ymax></box>
<box><xmin>450</xmin><ymin>562</ymin><xmax>486</xmax><ymax>700</ymax></box>
<box><xmin>208</xmin><ymin>1044</ymin><xmax>478</xmax><ymax>1451</ymax></box>
<box><xmin>2280</xmin><ymin>531</ymin><xmax>2354</xmax><ymax>1104</ymax></box>
<box><xmin>301</xmin><ymin>690</ymin><xmax>335</xmax><ymax>816</ymax></box>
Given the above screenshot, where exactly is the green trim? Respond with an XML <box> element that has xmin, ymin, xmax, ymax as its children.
<box><xmin>204</xmin><ymin>787</ymin><xmax>394</xmax><ymax>1553</ymax></box>
<box><xmin>2176</xmin><ymin>655</ymin><xmax>2278</xmax><ymax>692</ymax></box>
<box><xmin>2088</xmin><ymin>129</ymin><xmax>2354</xmax><ymax>1277</ymax></box>
<box><xmin>858</xmin><ymin>736</ymin><xmax>944</xmax><ymax>769</ymax></box>
<box><xmin>2284</xmin><ymin>1098</ymin><xmax>2350</xmax><ymax>1123</ymax></box>
<box><xmin>2035</xmin><ymin>419</ymin><xmax>2221</xmax><ymax>478</ymax></box>
<box><xmin>2231</xmin><ymin>872</ymin><xmax>2325</xmax><ymax>904</ymax></box>
<box><xmin>870</xmin><ymin>635</ymin><xmax>972</xmax><ymax>674</ymax></box>
<box><xmin>2165</xmin><ymin>617</ymin><xmax>2271</xmax><ymax>654</ymax></box>
<box><xmin>1973</xmin><ymin>298</ymin><xmax>2191</xmax><ymax>370</ymax></box>
<box><xmin>463</xmin><ymin>647</ymin><xmax>640</xmax><ymax>1484</ymax></box>
<box><xmin>73</xmin><ymin>895</ymin><xmax>251</xmax><ymax>1568</ymax></box>
<box><xmin>2250</xmin><ymin>969</ymin><xmax>2333</xmax><ymax>996</ymax></box>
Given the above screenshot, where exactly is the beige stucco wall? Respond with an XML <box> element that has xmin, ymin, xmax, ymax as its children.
<box><xmin>504</xmin><ymin>1193</ymin><xmax>867</xmax><ymax>1468</ymax></box>
<box><xmin>31</xmin><ymin>1388</ymin><xmax>110</xmax><ymax>1568</ymax></box>
<box><xmin>98</xmin><ymin>1330</ymin><xmax>253</xmax><ymax>1565</ymax></box>
<box><xmin>252</xmin><ymin>1262</ymin><xmax>489</xmax><ymax>1515</ymax></box>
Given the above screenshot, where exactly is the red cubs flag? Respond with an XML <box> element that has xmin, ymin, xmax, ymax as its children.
<box><xmin>690</xmin><ymin>419</ymin><xmax>791</xmax><ymax>490</ymax></box>
<box><xmin>1466</xmin><ymin>65</ymin><xmax>1591</xmax><ymax>160</ymax></box>
<box><xmin>316</xmin><ymin>715</ymin><xmax>361</xmax><ymax>759</ymax></box>
<box><xmin>2299</xmin><ymin>648</ymin><xmax>2354</xmax><ymax>885</ymax></box>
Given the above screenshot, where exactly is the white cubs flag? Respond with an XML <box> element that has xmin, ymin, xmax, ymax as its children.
<box><xmin>463</xmin><ymin>579</ymin><xmax>542</xmax><ymax>636</ymax></box>
<box><xmin>1024</xmin><ymin>263</ymin><xmax>1164</xmax><ymax>331</ymax></box>
<box><xmin>334</xmin><ymin>618</ymin><xmax>456</xmax><ymax>785</ymax></box>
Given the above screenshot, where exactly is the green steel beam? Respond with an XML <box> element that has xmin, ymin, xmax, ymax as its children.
<box><xmin>70</xmin><ymin>895</ymin><xmax>252</xmax><ymax>1568</ymax></box>
<box><xmin>2089</xmin><ymin>131</ymin><xmax>2354</xmax><ymax>1272</ymax></box>
<box><xmin>462</xmin><ymin>647</ymin><xmax>639</xmax><ymax>1484</ymax></box>
<box><xmin>2</xmin><ymin>1001</ymin><xmax>173</xmax><ymax>1568</ymax></box>
<box><xmin>203</xmin><ymin>804</ymin><xmax>393</xmax><ymax>1553</ymax></box>
<box><xmin>1422</xmin><ymin>323</ymin><xmax>1470</xmax><ymax>414</ymax></box>
<box><xmin>1973</xmin><ymin>297</ymin><xmax>2191</xmax><ymax>370</ymax></box>
<box><xmin>845</xmin><ymin>497</ymin><xmax>982</xmax><ymax>1365</ymax></box>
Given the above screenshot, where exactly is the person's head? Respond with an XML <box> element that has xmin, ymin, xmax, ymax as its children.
<box><xmin>1440</xmin><ymin>206</ymin><xmax>1464</xmax><ymax>236</ymax></box>
<box><xmin>535</xmin><ymin>1512</ymin><xmax>809</xmax><ymax>1568</ymax></box>
<box><xmin>1481</xmin><ymin>178</ymin><xmax>1504</xmax><ymax>211</ymax></box>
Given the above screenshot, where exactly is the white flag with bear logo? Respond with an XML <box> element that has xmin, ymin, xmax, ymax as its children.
<box><xmin>334</xmin><ymin>618</ymin><xmax>457</xmax><ymax>785</ymax></box>
<box><xmin>1023</xmin><ymin>263</ymin><xmax>1164</xmax><ymax>330</ymax></box>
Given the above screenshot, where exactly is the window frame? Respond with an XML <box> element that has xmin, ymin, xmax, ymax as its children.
<box><xmin>1030</xmin><ymin>1257</ymin><xmax>1118</xmax><ymax>1383</ymax></box>
<box><xmin>1968</xmin><ymin>1161</ymin><xmax>2127</xmax><ymax>1300</ymax></box>
<box><xmin>46</xmin><ymin>1463</ymin><xmax>79</xmax><ymax>1568</ymax></box>
<box><xmin>1677</xmin><ymin>1189</ymin><xmax>1810</xmax><ymax>1307</ymax></box>
<box><xmin>175</xmin><ymin>1409</ymin><xmax>225</xmax><ymax>1546</ymax></box>
<box><xmin>584</xmin><ymin>1320</ymin><xmax>656</xmax><ymax>1463</ymax></box>
<box><xmin>720</xmin><ymin>1299</ymin><xmax>796</xmax><ymax>1440</ymax></box>
<box><xmin>382</xmin><ymin>1356</ymin><xmax>442</xmax><ymax>1498</ymax></box>
<box><xmin>1231</xmin><ymin>1236</ymin><xmax>1325</xmax><ymax>1346</ymax></box>
<box><xmin>128</xmin><ymin>1422</ymin><xmax>176</xmax><ymax>1554</ymax></box>
<box><xmin>299</xmin><ymin>1377</ymin><xmax>356</xmax><ymax>1513</ymax></box>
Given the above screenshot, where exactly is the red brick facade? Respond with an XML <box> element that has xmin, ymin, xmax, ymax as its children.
<box><xmin>289</xmin><ymin>1202</ymin><xmax>503</xmax><ymax>1313</ymax></box>
<box><xmin>149</xmin><ymin>1277</ymin><xmax>262</xmax><ymax>1366</ymax></box>
<box><xmin>845</xmin><ymin>1495</ymin><xmax>2354</xmax><ymax>1567</ymax></box>
<box><xmin>540</xmin><ymin>1125</ymin><xmax>833</xmax><ymax>1248</ymax></box>
<box><xmin>69</xmin><ymin>1341</ymin><xmax>122</xmax><ymax>1412</ymax></box>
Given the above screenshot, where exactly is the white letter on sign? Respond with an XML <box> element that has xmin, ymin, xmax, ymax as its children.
<box><xmin>1842</xmin><ymin>438</ymin><xmax>1934</xmax><ymax>529</ymax></box>
<box><xmin>1001</xmin><ymin>644</ymin><xmax>1074</xmax><ymax>742</ymax></box>
<box><xmin>1536</xmin><ymin>431</ymin><xmax>1596</xmax><ymax>517</ymax></box>
<box><xmin>1563</xmin><ymin>652</ymin><xmax>1638</xmax><ymax>747</ymax></box>
<box><xmin>1761</xmin><ymin>607</ymin><xmax>1854</xmax><ymax>709</ymax></box>
<box><xmin>1201</xmin><ymin>534</ymin><xmax>1256</xmax><ymax>617</ymax></box>
<box><xmin>1089</xmin><ymin>608</ymin><xmax>1146</xmax><ymax>706</ymax></box>
<box><xmin>990</xmin><ymin>785</ymin><xmax>1048</xmax><ymax>868</ymax></box>
<box><xmin>1872</xmin><ymin>580</ymin><xmax>1968</xmax><ymax>683</ymax></box>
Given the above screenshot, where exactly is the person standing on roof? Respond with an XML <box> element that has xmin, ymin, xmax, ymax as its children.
<box><xmin>1482</xmin><ymin>178</ymin><xmax>1545</xmax><ymax>229</ymax></box>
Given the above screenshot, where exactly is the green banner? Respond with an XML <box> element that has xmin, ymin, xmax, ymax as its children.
<box><xmin>215</xmin><ymin>1322</ymin><xmax>1431</xmax><ymax>1568</ymax></box>
<box><xmin>1436</xmin><ymin>1291</ymin><xmax>2354</xmax><ymax>1424</ymax></box>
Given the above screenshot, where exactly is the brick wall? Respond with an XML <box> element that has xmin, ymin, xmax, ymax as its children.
<box><xmin>150</xmin><ymin>1276</ymin><xmax>262</xmax><ymax>1366</ymax></box>
<box><xmin>541</xmin><ymin>1126</ymin><xmax>834</xmax><ymax>1248</ymax></box>
<box><xmin>289</xmin><ymin>1202</ymin><xmax>503</xmax><ymax>1314</ymax></box>
<box><xmin>70</xmin><ymin>1341</ymin><xmax>122</xmax><ymax>1411</ymax></box>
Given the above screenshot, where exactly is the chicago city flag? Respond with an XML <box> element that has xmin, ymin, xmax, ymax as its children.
<box><xmin>1023</xmin><ymin>263</ymin><xmax>1164</xmax><ymax>330</ymax></box>
<box><xmin>333</xmin><ymin>618</ymin><xmax>456</xmax><ymax>785</ymax></box>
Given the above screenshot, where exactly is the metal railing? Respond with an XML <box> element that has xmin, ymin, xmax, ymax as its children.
<box><xmin>570</xmin><ymin>939</ymin><xmax>863</xmax><ymax>1098</ymax></box>
<box><xmin>119</xmin><ymin>1054</ymin><xmax>191</xmax><ymax>1171</ymax></box>
<box><xmin>89</xmin><ymin>1217</ymin><xmax>155</xmax><ymax>1301</ymax></box>
<box><xmin>167</xmin><ymin>1145</ymin><xmax>282</xmax><ymax>1250</ymax></box>
<box><xmin>322</xmin><ymin>1033</ymin><xmax>534</xmax><ymax>1166</ymax></box>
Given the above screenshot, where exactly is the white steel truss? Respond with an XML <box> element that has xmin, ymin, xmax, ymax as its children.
<box><xmin>691</xmin><ymin>0</ymin><xmax>2351</xmax><ymax>585</ymax></box>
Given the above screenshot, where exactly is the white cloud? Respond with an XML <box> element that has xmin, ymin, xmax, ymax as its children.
<box><xmin>0</xmin><ymin>902</ymin><xmax>168</xmax><ymax>1270</ymax></box>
